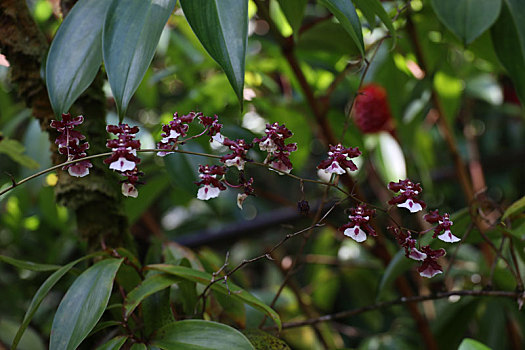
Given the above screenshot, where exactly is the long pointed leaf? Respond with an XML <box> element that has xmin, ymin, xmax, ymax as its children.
<box><xmin>151</xmin><ymin>320</ymin><xmax>255</xmax><ymax>350</ymax></box>
<box><xmin>180</xmin><ymin>0</ymin><xmax>248</xmax><ymax>105</ymax></box>
<box><xmin>46</xmin><ymin>0</ymin><xmax>110</xmax><ymax>116</ymax></box>
<box><xmin>0</xmin><ymin>255</ymin><xmax>60</xmax><ymax>272</ymax></box>
<box><xmin>103</xmin><ymin>0</ymin><xmax>177</xmax><ymax>119</ymax></box>
<box><xmin>11</xmin><ymin>252</ymin><xmax>106</xmax><ymax>350</ymax></box>
<box><xmin>492</xmin><ymin>0</ymin><xmax>525</xmax><ymax>105</ymax></box>
<box><xmin>147</xmin><ymin>264</ymin><xmax>281</xmax><ymax>330</ymax></box>
<box><xmin>124</xmin><ymin>273</ymin><xmax>180</xmax><ymax>319</ymax></box>
<box><xmin>50</xmin><ymin>258</ymin><xmax>123</xmax><ymax>350</ymax></box>
<box><xmin>318</xmin><ymin>0</ymin><xmax>364</xmax><ymax>55</ymax></box>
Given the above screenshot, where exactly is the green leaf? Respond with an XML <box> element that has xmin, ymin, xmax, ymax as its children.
<box><xmin>353</xmin><ymin>0</ymin><xmax>396</xmax><ymax>46</ymax></box>
<box><xmin>12</xmin><ymin>253</ymin><xmax>106</xmax><ymax>350</ymax></box>
<box><xmin>50</xmin><ymin>258</ymin><xmax>123</xmax><ymax>350</ymax></box>
<box><xmin>163</xmin><ymin>143</ymin><xmax>205</xmax><ymax>197</ymax></box>
<box><xmin>491</xmin><ymin>1</ymin><xmax>525</xmax><ymax>105</ymax></box>
<box><xmin>502</xmin><ymin>195</ymin><xmax>525</xmax><ymax>221</ymax></box>
<box><xmin>430</xmin><ymin>0</ymin><xmax>501</xmax><ymax>45</ymax></box>
<box><xmin>180</xmin><ymin>0</ymin><xmax>248</xmax><ymax>105</ymax></box>
<box><xmin>124</xmin><ymin>273</ymin><xmax>180</xmax><ymax>319</ymax></box>
<box><xmin>130</xmin><ymin>344</ymin><xmax>147</xmax><ymax>350</ymax></box>
<box><xmin>147</xmin><ymin>264</ymin><xmax>282</xmax><ymax>330</ymax></box>
<box><xmin>458</xmin><ymin>338</ymin><xmax>492</xmax><ymax>350</ymax></box>
<box><xmin>151</xmin><ymin>320</ymin><xmax>255</xmax><ymax>350</ymax></box>
<box><xmin>318</xmin><ymin>0</ymin><xmax>364</xmax><ymax>55</ymax></box>
<box><xmin>0</xmin><ymin>138</ymin><xmax>39</xmax><ymax>169</ymax></box>
<box><xmin>45</xmin><ymin>0</ymin><xmax>110</xmax><ymax>116</ymax></box>
<box><xmin>103</xmin><ymin>0</ymin><xmax>177</xmax><ymax>119</ymax></box>
<box><xmin>0</xmin><ymin>319</ymin><xmax>45</xmax><ymax>350</ymax></box>
<box><xmin>142</xmin><ymin>285</ymin><xmax>175</xmax><ymax>337</ymax></box>
<box><xmin>0</xmin><ymin>255</ymin><xmax>60</xmax><ymax>272</ymax></box>
<box><xmin>277</xmin><ymin>0</ymin><xmax>308</xmax><ymax>35</ymax></box>
<box><xmin>96</xmin><ymin>336</ymin><xmax>128</xmax><ymax>350</ymax></box>
<box><xmin>376</xmin><ymin>250</ymin><xmax>413</xmax><ymax>301</ymax></box>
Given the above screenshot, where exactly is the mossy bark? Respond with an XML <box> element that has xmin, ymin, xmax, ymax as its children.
<box><xmin>0</xmin><ymin>0</ymin><xmax>134</xmax><ymax>251</ymax></box>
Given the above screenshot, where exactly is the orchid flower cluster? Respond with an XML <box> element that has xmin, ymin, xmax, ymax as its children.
<box><xmin>49</xmin><ymin>112</ymin><xmax>461</xmax><ymax>278</ymax></box>
<box><xmin>50</xmin><ymin>113</ymin><xmax>92</xmax><ymax>177</ymax></box>
<box><xmin>104</xmin><ymin>124</ymin><xmax>142</xmax><ymax>198</ymax></box>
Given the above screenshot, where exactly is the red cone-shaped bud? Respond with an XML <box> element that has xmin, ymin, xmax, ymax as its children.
<box><xmin>353</xmin><ymin>83</ymin><xmax>394</xmax><ymax>134</ymax></box>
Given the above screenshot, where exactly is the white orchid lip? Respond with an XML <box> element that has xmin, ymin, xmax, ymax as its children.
<box><xmin>437</xmin><ymin>230</ymin><xmax>460</xmax><ymax>243</ymax></box>
<box><xmin>397</xmin><ymin>199</ymin><xmax>423</xmax><ymax>213</ymax></box>
<box><xmin>197</xmin><ymin>185</ymin><xmax>221</xmax><ymax>200</ymax></box>
<box><xmin>344</xmin><ymin>226</ymin><xmax>367</xmax><ymax>242</ymax></box>
<box><xmin>419</xmin><ymin>266</ymin><xmax>442</xmax><ymax>278</ymax></box>
<box><xmin>325</xmin><ymin>160</ymin><xmax>346</xmax><ymax>175</ymax></box>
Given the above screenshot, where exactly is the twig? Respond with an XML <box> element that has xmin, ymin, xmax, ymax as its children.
<box><xmin>266</xmin><ymin>289</ymin><xmax>525</xmax><ymax>330</ymax></box>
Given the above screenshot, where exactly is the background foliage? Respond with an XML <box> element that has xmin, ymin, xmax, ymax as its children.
<box><xmin>1</xmin><ymin>0</ymin><xmax>525</xmax><ymax>349</ymax></box>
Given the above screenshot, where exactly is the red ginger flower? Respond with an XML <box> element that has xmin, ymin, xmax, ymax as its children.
<box><xmin>424</xmin><ymin>210</ymin><xmax>460</xmax><ymax>243</ymax></box>
<box><xmin>353</xmin><ymin>83</ymin><xmax>394</xmax><ymax>134</ymax></box>
<box><xmin>339</xmin><ymin>204</ymin><xmax>376</xmax><ymax>242</ymax></box>
<box><xmin>388</xmin><ymin>179</ymin><xmax>426</xmax><ymax>213</ymax></box>
<box><xmin>317</xmin><ymin>144</ymin><xmax>361</xmax><ymax>175</ymax></box>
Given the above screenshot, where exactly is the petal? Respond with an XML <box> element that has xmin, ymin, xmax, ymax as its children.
<box><xmin>324</xmin><ymin>161</ymin><xmax>346</xmax><ymax>175</ymax></box>
<box><xmin>212</xmin><ymin>133</ymin><xmax>225</xmax><ymax>143</ymax></box>
<box><xmin>437</xmin><ymin>230</ymin><xmax>461</xmax><ymax>243</ymax></box>
<box><xmin>419</xmin><ymin>265</ymin><xmax>443</xmax><ymax>278</ymax></box>
<box><xmin>197</xmin><ymin>185</ymin><xmax>221</xmax><ymax>200</ymax></box>
<box><xmin>67</xmin><ymin>162</ymin><xmax>92</xmax><ymax>177</ymax></box>
<box><xmin>224</xmin><ymin>156</ymin><xmax>245</xmax><ymax>170</ymax></box>
<box><xmin>408</xmin><ymin>248</ymin><xmax>427</xmax><ymax>261</ymax></box>
<box><xmin>237</xmin><ymin>193</ymin><xmax>248</xmax><ymax>209</ymax></box>
<box><xmin>344</xmin><ymin>226</ymin><xmax>367</xmax><ymax>242</ymax></box>
<box><xmin>122</xmin><ymin>183</ymin><xmax>138</xmax><ymax>198</ymax></box>
<box><xmin>109</xmin><ymin>157</ymin><xmax>136</xmax><ymax>172</ymax></box>
<box><xmin>397</xmin><ymin>199</ymin><xmax>423</xmax><ymax>213</ymax></box>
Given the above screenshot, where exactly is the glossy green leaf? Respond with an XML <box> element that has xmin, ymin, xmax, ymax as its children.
<box><xmin>318</xmin><ymin>0</ymin><xmax>364</xmax><ymax>55</ymax></box>
<box><xmin>130</xmin><ymin>344</ymin><xmax>147</xmax><ymax>350</ymax></box>
<box><xmin>0</xmin><ymin>255</ymin><xmax>60</xmax><ymax>272</ymax></box>
<box><xmin>124</xmin><ymin>273</ymin><xmax>180</xmax><ymax>319</ymax></box>
<box><xmin>502</xmin><ymin>195</ymin><xmax>525</xmax><ymax>221</ymax></box>
<box><xmin>103</xmin><ymin>0</ymin><xmax>177</xmax><ymax>119</ymax></box>
<box><xmin>491</xmin><ymin>1</ymin><xmax>525</xmax><ymax>105</ymax></box>
<box><xmin>142</xmin><ymin>284</ymin><xmax>175</xmax><ymax>337</ymax></box>
<box><xmin>458</xmin><ymin>338</ymin><xmax>492</xmax><ymax>350</ymax></box>
<box><xmin>151</xmin><ymin>320</ymin><xmax>255</xmax><ymax>349</ymax></box>
<box><xmin>96</xmin><ymin>336</ymin><xmax>128</xmax><ymax>350</ymax></box>
<box><xmin>180</xmin><ymin>0</ymin><xmax>248</xmax><ymax>104</ymax></box>
<box><xmin>147</xmin><ymin>264</ymin><xmax>282</xmax><ymax>330</ymax></box>
<box><xmin>353</xmin><ymin>0</ymin><xmax>396</xmax><ymax>46</ymax></box>
<box><xmin>277</xmin><ymin>0</ymin><xmax>307</xmax><ymax>35</ymax></box>
<box><xmin>46</xmin><ymin>0</ymin><xmax>110</xmax><ymax>116</ymax></box>
<box><xmin>0</xmin><ymin>138</ymin><xmax>39</xmax><ymax>169</ymax></box>
<box><xmin>50</xmin><ymin>258</ymin><xmax>123</xmax><ymax>350</ymax></box>
<box><xmin>430</xmin><ymin>0</ymin><xmax>501</xmax><ymax>45</ymax></box>
<box><xmin>376</xmin><ymin>250</ymin><xmax>412</xmax><ymax>301</ymax></box>
<box><xmin>12</xmin><ymin>253</ymin><xmax>105</xmax><ymax>350</ymax></box>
